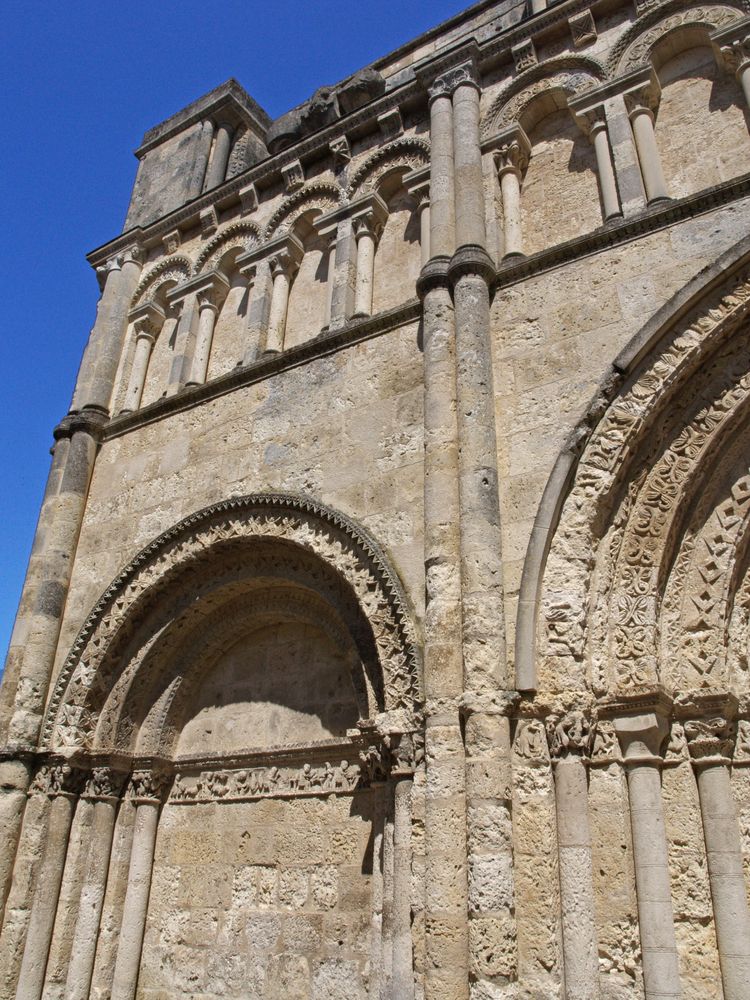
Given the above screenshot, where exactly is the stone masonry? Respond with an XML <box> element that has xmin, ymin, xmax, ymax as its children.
<box><xmin>3</xmin><ymin>1</ymin><xmax>750</xmax><ymax>997</ymax></box>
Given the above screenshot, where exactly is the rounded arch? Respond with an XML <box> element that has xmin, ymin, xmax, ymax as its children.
<box><xmin>193</xmin><ymin>220</ymin><xmax>261</xmax><ymax>275</ymax></box>
<box><xmin>45</xmin><ymin>493</ymin><xmax>422</xmax><ymax>753</ymax></box>
<box><xmin>347</xmin><ymin>137</ymin><xmax>430</xmax><ymax>200</ymax></box>
<box><xmin>608</xmin><ymin>2</ymin><xmax>744</xmax><ymax>76</ymax></box>
<box><xmin>131</xmin><ymin>255</ymin><xmax>192</xmax><ymax>307</ymax></box>
<box><xmin>263</xmin><ymin>182</ymin><xmax>342</xmax><ymax>241</ymax></box>
<box><xmin>480</xmin><ymin>56</ymin><xmax>605</xmax><ymax>140</ymax></box>
<box><xmin>515</xmin><ymin>235</ymin><xmax>750</xmax><ymax>694</ymax></box>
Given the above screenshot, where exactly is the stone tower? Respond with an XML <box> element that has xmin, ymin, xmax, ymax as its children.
<box><xmin>2</xmin><ymin>0</ymin><xmax>750</xmax><ymax>997</ymax></box>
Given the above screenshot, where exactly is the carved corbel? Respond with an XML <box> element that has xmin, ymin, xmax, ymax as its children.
<box><xmin>281</xmin><ymin>160</ymin><xmax>305</xmax><ymax>193</ymax></box>
<box><xmin>239</xmin><ymin>182</ymin><xmax>258</xmax><ymax>216</ymax></box>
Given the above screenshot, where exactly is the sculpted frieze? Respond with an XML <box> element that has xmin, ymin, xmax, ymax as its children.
<box><xmin>170</xmin><ymin>759</ymin><xmax>361</xmax><ymax>803</ymax></box>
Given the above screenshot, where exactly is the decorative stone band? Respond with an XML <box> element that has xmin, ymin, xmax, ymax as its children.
<box><xmin>171</xmin><ymin>759</ymin><xmax>360</xmax><ymax>803</ymax></box>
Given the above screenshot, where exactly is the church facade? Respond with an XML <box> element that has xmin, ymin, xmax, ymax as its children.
<box><xmin>2</xmin><ymin>0</ymin><xmax>750</xmax><ymax>997</ymax></box>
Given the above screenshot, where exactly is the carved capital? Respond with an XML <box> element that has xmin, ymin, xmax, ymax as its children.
<box><xmin>572</xmin><ymin>102</ymin><xmax>608</xmax><ymax>139</ymax></box>
<box><xmin>546</xmin><ymin>710</ymin><xmax>596</xmax><ymax>759</ymax></box>
<box><xmin>82</xmin><ymin>767</ymin><xmax>127</xmax><ymax>801</ymax></box>
<box><xmin>429</xmin><ymin>60</ymin><xmax>480</xmax><ymax>102</ymax></box>
<box><xmin>30</xmin><ymin>762</ymin><xmax>85</xmax><ymax>798</ymax></box>
<box><xmin>129</xmin><ymin>769</ymin><xmax>171</xmax><ymax>804</ymax></box>
<box><xmin>359</xmin><ymin>741</ymin><xmax>391</xmax><ymax>784</ymax></box>
<box><xmin>601</xmin><ymin>685</ymin><xmax>672</xmax><ymax>761</ymax></box>
<box><xmin>719</xmin><ymin>35</ymin><xmax>750</xmax><ymax>76</ymax></box>
<box><xmin>129</xmin><ymin>301</ymin><xmax>166</xmax><ymax>341</ymax></box>
<box><xmin>269</xmin><ymin>240</ymin><xmax>304</xmax><ymax>280</ymax></box>
<box><xmin>493</xmin><ymin>126</ymin><xmax>531</xmax><ymax>179</ymax></box>
<box><xmin>351</xmin><ymin>192</ymin><xmax>388</xmax><ymax>243</ymax></box>
<box><xmin>684</xmin><ymin>716</ymin><xmax>734</xmax><ymax>762</ymax></box>
<box><xmin>622</xmin><ymin>74</ymin><xmax>661</xmax><ymax>119</ymax></box>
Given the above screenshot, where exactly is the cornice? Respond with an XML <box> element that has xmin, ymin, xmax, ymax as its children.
<box><xmin>102</xmin><ymin>298</ymin><xmax>421</xmax><ymax>441</ymax></box>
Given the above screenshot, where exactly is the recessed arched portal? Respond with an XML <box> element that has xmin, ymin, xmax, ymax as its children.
<box><xmin>30</xmin><ymin>494</ymin><xmax>422</xmax><ymax>1000</ymax></box>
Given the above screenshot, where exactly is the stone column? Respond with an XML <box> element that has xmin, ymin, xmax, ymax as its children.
<box><xmin>188</xmin><ymin>119</ymin><xmax>215</xmax><ymax>198</ymax></box>
<box><xmin>453</xmin><ymin>76</ymin><xmax>486</xmax><ymax>249</ymax></box>
<box><xmin>547</xmin><ymin>712</ymin><xmax>600</xmax><ymax>1000</ymax></box>
<box><xmin>264</xmin><ymin>236</ymin><xmax>304</xmax><ymax>354</ymax></box>
<box><xmin>323</xmin><ymin>230</ymin><xmax>338</xmax><ymax>329</ymax></box>
<box><xmin>714</xmin><ymin>27</ymin><xmax>750</xmax><ymax>108</ymax></box>
<box><xmin>353</xmin><ymin>213</ymin><xmax>384</xmax><ymax>318</ymax></box>
<box><xmin>428</xmin><ymin>79</ymin><xmax>456</xmax><ymax>258</ymax></box>
<box><xmin>493</xmin><ymin>127</ymin><xmax>530</xmax><ymax>258</ymax></box>
<box><xmin>624</xmin><ymin>78</ymin><xmax>669</xmax><ymax>205</ymax></box>
<box><xmin>64</xmin><ymin>768</ymin><xmax>126</xmax><ymax>1000</ymax></box>
<box><xmin>186</xmin><ymin>274</ymin><xmax>229</xmax><ymax>386</ymax></box>
<box><xmin>572</xmin><ymin>103</ymin><xmax>621</xmax><ymax>221</ymax></box>
<box><xmin>679</xmin><ymin>696</ymin><xmax>750</xmax><ymax>1000</ymax></box>
<box><xmin>609</xmin><ymin>692</ymin><xmax>681</xmax><ymax>1000</ymax></box>
<box><xmin>203</xmin><ymin>119</ymin><xmax>234</xmax><ymax>190</ymax></box>
<box><xmin>120</xmin><ymin>303</ymin><xmax>165</xmax><ymax>413</ymax></box>
<box><xmin>417</xmin><ymin>258</ymin><xmax>469</xmax><ymax>1000</ymax></box>
<box><xmin>0</xmin><ymin>758</ymin><xmax>32</xmax><ymax>925</ymax></box>
<box><xmin>390</xmin><ymin>734</ymin><xmax>417</xmax><ymax>1000</ymax></box>
<box><xmin>5</xmin><ymin>408</ymin><xmax>106</xmax><ymax>750</ymax></box>
<box><xmin>110</xmin><ymin>771</ymin><xmax>169</xmax><ymax>1000</ymax></box>
<box><xmin>71</xmin><ymin>246</ymin><xmax>144</xmax><ymax>414</ymax></box>
<box><xmin>15</xmin><ymin>764</ymin><xmax>84</xmax><ymax>1000</ymax></box>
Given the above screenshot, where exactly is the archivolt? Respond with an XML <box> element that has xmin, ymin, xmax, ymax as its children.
<box><xmin>44</xmin><ymin>493</ymin><xmax>422</xmax><ymax>752</ymax></box>
<box><xmin>608</xmin><ymin>1</ymin><xmax>744</xmax><ymax>77</ymax></box>
<box><xmin>480</xmin><ymin>56</ymin><xmax>605</xmax><ymax>140</ymax></box>
<box><xmin>516</xmin><ymin>236</ymin><xmax>750</xmax><ymax>695</ymax></box>
<box><xmin>193</xmin><ymin>220</ymin><xmax>261</xmax><ymax>275</ymax></box>
<box><xmin>347</xmin><ymin>137</ymin><xmax>430</xmax><ymax>200</ymax></box>
<box><xmin>131</xmin><ymin>255</ymin><xmax>192</xmax><ymax>306</ymax></box>
<box><xmin>263</xmin><ymin>182</ymin><xmax>343</xmax><ymax>241</ymax></box>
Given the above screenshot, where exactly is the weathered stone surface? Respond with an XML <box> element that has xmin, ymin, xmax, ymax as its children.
<box><xmin>4</xmin><ymin>2</ymin><xmax>750</xmax><ymax>998</ymax></box>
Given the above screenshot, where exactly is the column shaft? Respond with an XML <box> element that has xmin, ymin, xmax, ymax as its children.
<box><xmin>380</xmin><ymin>785</ymin><xmax>395</xmax><ymax>1000</ymax></box>
<box><xmin>324</xmin><ymin>237</ymin><xmax>337</xmax><ymax>328</ymax></box>
<box><xmin>369</xmin><ymin>783</ymin><xmax>386</xmax><ymax>1000</ymax></box>
<box><xmin>65</xmin><ymin>793</ymin><xmax>121</xmax><ymax>1000</ymax></box>
<box><xmin>73</xmin><ymin>253</ymin><xmax>143</xmax><ymax>413</ymax></box>
<box><xmin>121</xmin><ymin>331</ymin><xmax>154</xmax><ymax>412</ymax></box>
<box><xmin>392</xmin><ymin>778</ymin><xmax>415</xmax><ymax>1000</ymax></box>
<box><xmin>188</xmin><ymin>119</ymin><xmax>215</xmax><ymax>198</ymax></box>
<box><xmin>739</xmin><ymin>64</ymin><xmax>750</xmax><ymax>108</ymax></box>
<box><xmin>265</xmin><ymin>270</ymin><xmax>291</xmax><ymax>354</ymax></box>
<box><xmin>204</xmin><ymin>120</ymin><xmax>233</xmax><ymax>190</ymax></box>
<box><xmin>7</xmin><ymin>417</ymin><xmax>102</xmax><ymax>747</ymax></box>
<box><xmin>630</xmin><ymin>109</ymin><xmax>668</xmax><ymax>203</ymax></box>
<box><xmin>500</xmin><ymin>170</ymin><xmax>523</xmax><ymax>257</ymax></box>
<box><xmin>694</xmin><ymin>761</ymin><xmax>750</xmax><ymax>998</ymax></box>
<box><xmin>453</xmin><ymin>82</ymin><xmax>486</xmax><ymax>249</ymax></box>
<box><xmin>429</xmin><ymin>94</ymin><xmax>455</xmax><ymax>258</ymax></box>
<box><xmin>0</xmin><ymin>760</ymin><xmax>32</xmax><ymax>925</ymax></box>
<box><xmin>591</xmin><ymin>125</ymin><xmax>621</xmax><ymax>220</ymax></box>
<box><xmin>625</xmin><ymin>760</ymin><xmax>681</xmax><ymax>999</ymax></box>
<box><xmin>110</xmin><ymin>800</ymin><xmax>160</xmax><ymax>1000</ymax></box>
<box><xmin>353</xmin><ymin>228</ymin><xmax>376</xmax><ymax>317</ymax></box>
<box><xmin>187</xmin><ymin>302</ymin><xmax>218</xmax><ymax>386</ymax></box>
<box><xmin>16</xmin><ymin>790</ymin><xmax>78</xmax><ymax>1000</ymax></box>
<box><xmin>553</xmin><ymin>756</ymin><xmax>600</xmax><ymax>1000</ymax></box>
<box><xmin>419</xmin><ymin>203</ymin><xmax>431</xmax><ymax>266</ymax></box>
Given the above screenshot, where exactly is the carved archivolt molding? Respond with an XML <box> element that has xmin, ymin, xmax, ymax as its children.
<box><xmin>263</xmin><ymin>181</ymin><xmax>343</xmax><ymax>241</ymax></box>
<box><xmin>131</xmin><ymin>255</ymin><xmax>192</xmax><ymax>306</ymax></box>
<box><xmin>535</xmin><ymin>263</ymin><xmax>750</xmax><ymax>698</ymax></box>
<box><xmin>481</xmin><ymin>57</ymin><xmax>605</xmax><ymax>140</ymax></box>
<box><xmin>608</xmin><ymin>2</ymin><xmax>744</xmax><ymax>76</ymax></box>
<box><xmin>193</xmin><ymin>220</ymin><xmax>261</xmax><ymax>275</ymax></box>
<box><xmin>43</xmin><ymin>493</ymin><xmax>422</xmax><ymax>752</ymax></box>
<box><xmin>347</xmin><ymin>137</ymin><xmax>430</xmax><ymax>199</ymax></box>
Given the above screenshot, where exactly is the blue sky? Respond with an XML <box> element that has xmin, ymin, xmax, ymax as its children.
<box><xmin>0</xmin><ymin>0</ymin><xmax>471</xmax><ymax>663</ymax></box>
